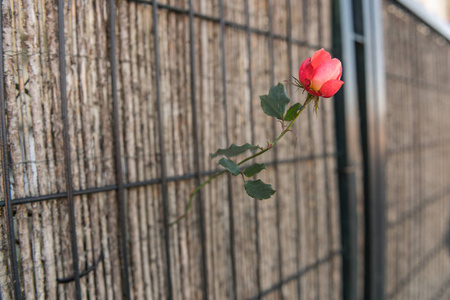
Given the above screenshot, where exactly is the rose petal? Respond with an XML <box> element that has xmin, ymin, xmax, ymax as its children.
<box><xmin>310</xmin><ymin>58</ymin><xmax>342</xmax><ymax>91</ymax></box>
<box><xmin>305</xmin><ymin>86</ymin><xmax>321</xmax><ymax>97</ymax></box>
<box><xmin>319</xmin><ymin>79</ymin><xmax>344</xmax><ymax>98</ymax></box>
<box><xmin>311</xmin><ymin>48</ymin><xmax>331</xmax><ymax>69</ymax></box>
<box><xmin>298</xmin><ymin>57</ymin><xmax>314</xmax><ymax>87</ymax></box>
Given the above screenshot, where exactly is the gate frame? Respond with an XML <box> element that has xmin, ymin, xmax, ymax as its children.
<box><xmin>333</xmin><ymin>0</ymin><xmax>387</xmax><ymax>299</ymax></box>
<box><xmin>361</xmin><ymin>0</ymin><xmax>387</xmax><ymax>299</ymax></box>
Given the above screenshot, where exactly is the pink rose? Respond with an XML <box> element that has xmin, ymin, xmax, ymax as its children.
<box><xmin>298</xmin><ymin>48</ymin><xmax>344</xmax><ymax>98</ymax></box>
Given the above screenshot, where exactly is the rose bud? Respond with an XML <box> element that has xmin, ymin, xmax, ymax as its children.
<box><xmin>298</xmin><ymin>48</ymin><xmax>344</xmax><ymax>98</ymax></box>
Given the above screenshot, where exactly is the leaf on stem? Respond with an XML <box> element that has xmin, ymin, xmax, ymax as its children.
<box><xmin>210</xmin><ymin>143</ymin><xmax>259</xmax><ymax>159</ymax></box>
<box><xmin>284</xmin><ymin>103</ymin><xmax>303</xmax><ymax>121</ymax></box>
<box><xmin>260</xmin><ymin>83</ymin><xmax>290</xmax><ymax>120</ymax></box>
<box><xmin>218</xmin><ymin>158</ymin><xmax>241</xmax><ymax>176</ymax></box>
<box><xmin>244</xmin><ymin>179</ymin><xmax>276</xmax><ymax>200</ymax></box>
<box><xmin>243</xmin><ymin>163</ymin><xmax>266</xmax><ymax>177</ymax></box>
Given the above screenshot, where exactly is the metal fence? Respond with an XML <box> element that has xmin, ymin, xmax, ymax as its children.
<box><xmin>0</xmin><ymin>0</ymin><xmax>343</xmax><ymax>299</ymax></box>
<box><xmin>335</xmin><ymin>0</ymin><xmax>450</xmax><ymax>299</ymax></box>
<box><xmin>2</xmin><ymin>0</ymin><xmax>449</xmax><ymax>299</ymax></box>
<box><xmin>382</xmin><ymin>1</ymin><xmax>450</xmax><ymax>299</ymax></box>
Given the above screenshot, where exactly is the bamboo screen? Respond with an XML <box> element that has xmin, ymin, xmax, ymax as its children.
<box><xmin>0</xmin><ymin>0</ymin><xmax>342</xmax><ymax>299</ymax></box>
<box><xmin>383</xmin><ymin>1</ymin><xmax>450</xmax><ymax>299</ymax></box>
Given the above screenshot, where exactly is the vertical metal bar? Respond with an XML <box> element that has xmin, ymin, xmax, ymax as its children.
<box><xmin>267</xmin><ymin>0</ymin><xmax>275</xmax><ymax>87</ymax></box>
<box><xmin>266</xmin><ymin>1</ymin><xmax>283</xmax><ymax>296</ymax></box>
<box><xmin>332</xmin><ymin>0</ymin><xmax>359</xmax><ymax>299</ymax></box>
<box><xmin>57</xmin><ymin>0</ymin><xmax>81</xmax><ymax>298</ymax></box>
<box><xmin>388</xmin><ymin>10</ymin><xmax>399</xmax><ymax>297</ymax></box>
<box><xmin>322</xmin><ymin>101</ymin><xmax>335</xmax><ymax>295</ymax></box>
<box><xmin>352</xmin><ymin>3</ymin><xmax>372</xmax><ymax>299</ymax></box>
<box><xmin>435</xmin><ymin>36</ymin><xmax>445</xmax><ymax>300</ymax></box>
<box><xmin>107</xmin><ymin>0</ymin><xmax>131</xmax><ymax>299</ymax></box>
<box><xmin>411</xmin><ymin>17</ymin><xmax>423</xmax><ymax>300</ymax></box>
<box><xmin>151</xmin><ymin>1</ymin><xmax>173</xmax><ymax>299</ymax></box>
<box><xmin>244</xmin><ymin>0</ymin><xmax>262</xmax><ymax>296</ymax></box>
<box><xmin>409</xmin><ymin>16</ymin><xmax>417</xmax><ymax>300</ymax></box>
<box><xmin>312</xmin><ymin>1</ymin><xmax>322</xmax><ymax>298</ymax></box>
<box><xmin>187</xmin><ymin>0</ymin><xmax>208</xmax><ymax>298</ymax></box>
<box><xmin>285</xmin><ymin>1</ymin><xmax>302</xmax><ymax>298</ymax></box>
<box><xmin>0</xmin><ymin>3</ymin><xmax>21</xmax><ymax>299</ymax></box>
<box><xmin>302</xmin><ymin>0</ymin><xmax>323</xmax><ymax>298</ymax></box>
<box><xmin>362</xmin><ymin>0</ymin><xmax>387</xmax><ymax>298</ymax></box>
<box><xmin>317</xmin><ymin>0</ymin><xmax>335</xmax><ymax>296</ymax></box>
<box><xmin>0</xmin><ymin>280</ymin><xmax>4</xmax><ymax>298</ymax></box>
<box><xmin>218</xmin><ymin>0</ymin><xmax>237</xmax><ymax>298</ymax></box>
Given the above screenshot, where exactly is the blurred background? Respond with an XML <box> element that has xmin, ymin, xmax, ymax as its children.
<box><xmin>0</xmin><ymin>0</ymin><xmax>448</xmax><ymax>299</ymax></box>
<box><xmin>416</xmin><ymin>0</ymin><xmax>449</xmax><ymax>22</ymax></box>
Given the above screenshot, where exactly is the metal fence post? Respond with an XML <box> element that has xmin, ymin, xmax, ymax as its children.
<box><xmin>361</xmin><ymin>0</ymin><xmax>387</xmax><ymax>298</ymax></box>
<box><xmin>151</xmin><ymin>1</ymin><xmax>173</xmax><ymax>298</ymax></box>
<box><xmin>0</xmin><ymin>3</ymin><xmax>21</xmax><ymax>299</ymax></box>
<box><xmin>332</xmin><ymin>0</ymin><xmax>360</xmax><ymax>299</ymax></box>
<box><xmin>108</xmin><ymin>0</ymin><xmax>131</xmax><ymax>298</ymax></box>
<box><xmin>57</xmin><ymin>0</ymin><xmax>82</xmax><ymax>298</ymax></box>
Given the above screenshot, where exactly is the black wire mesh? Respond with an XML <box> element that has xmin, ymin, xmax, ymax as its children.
<box><xmin>0</xmin><ymin>0</ymin><xmax>342</xmax><ymax>299</ymax></box>
<box><xmin>383</xmin><ymin>1</ymin><xmax>450</xmax><ymax>299</ymax></box>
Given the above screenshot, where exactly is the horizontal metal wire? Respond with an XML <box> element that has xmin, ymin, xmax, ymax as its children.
<box><xmin>429</xmin><ymin>273</ymin><xmax>450</xmax><ymax>300</ymax></box>
<box><xmin>386</xmin><ymin>184</ymin><xmax>450</xmax><ymax>228</ymax></box>
<box><xmin>386</xmin><ymin>241</ymin><xmax>446</xmax><ymax>299</ymax></box>
<box><xmin>352</xmin><ymin>33</ymin><xmax>365</xmax><ymax>44</ymax></box>
<box><xmin>57</xmin><ymin>251</ymin><xmax>104</xmax><ymax>284</ymax></box>
<box><xmin>130</xmin><ymin>0</ymin><xmax>326</xmax><ymax>51</ymax></box>
<box><xmin>246</xmin><ymin>249</ymin><xmax>342</xmax><ymax>300</ymax></box>
<box><xmin>0</xmin><ymin>242</ymin><xmax>341</xmax><ymax>292</ymax></box>
<box><xmin>386</xmin><ymin>72</ymin><xmax>450</xmax><ymax>93</ymax></box>
<box><xmin>0</xmin><ymin>246</ymin><xmax>103</xmax><ymax>280</ymax></box>
<box><xmin>386</xmin><ymin>139</ymin><xmax>450</xmax><ymax>156</ymax></box>
<box><xmin>0</xmin><ymin>153</ymin><xmax>336</xmax><ymax>207</ymax></box>
<box><xmin>2</xmin><ymin>1</ymin><xmax>341</xmax><ymax>299</ymax></box>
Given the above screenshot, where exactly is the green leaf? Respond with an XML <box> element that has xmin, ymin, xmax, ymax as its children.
<box><xmin>260</xmin><ymin>83</ymin><xmax>290</xmax><ymax>120</ymax></box>
<box><xmin>218</xmin><ymin>158</ymin><xmax>241</xmax><ymax>176</ymax></box>
<box><xmin>243</xmin><ymin>163</ymin><xmax>266</xmax><ymax>177</ymax></box>
<box><xmin>284</xmin><ymin>103</ymin><xmax>303</xmax><ymax>121</ymax></box>
<box><xmin>210</xmin><ymin>143</ymin><xmax>259</xmax><ymax>159</ymax></box>
<box><xmin>244</xmin><ymin>179</ymin><xmax>276</xmax><ymax>200</ymax></box>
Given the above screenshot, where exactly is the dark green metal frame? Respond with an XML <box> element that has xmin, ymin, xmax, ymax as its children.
<box><xmin>333</xmin><ymin>0</ymin><xmax>387</xmax><ymax>299</ymax></box>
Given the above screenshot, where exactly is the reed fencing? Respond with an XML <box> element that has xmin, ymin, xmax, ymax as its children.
<box><xmin>382</xmin><ymin>1</ymin><xmax>450</xmax><ymax>299</ymax></box>
<box><xmin>2</xmin><ymin>0</ymin><xmax>449</xmax><ymax>299</ymax></box>
<box><xmin>0</xmin><ymin>0</ymin><xmax>342</xmax><ymax>299</ymax></box>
